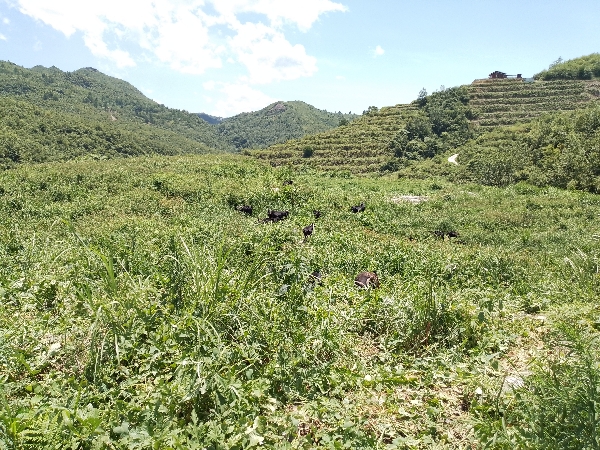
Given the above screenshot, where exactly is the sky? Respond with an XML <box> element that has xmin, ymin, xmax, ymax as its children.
<box><xmin>0</xmin><ymin>0</ymin><xmax>599</xmax><ymax>117</ymax></box>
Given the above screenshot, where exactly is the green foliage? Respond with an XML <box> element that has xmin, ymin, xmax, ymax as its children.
<box><xmin>475</xmin><ymin>322</ymin><xmax>600</xmax><ymax>449</ymax></box>
<box><xmin>1</xmin><ymin>154</ymin><xmax>600</xmax><ymax>447</ymax></box>
<box><xmin>302</xmin><ymin>146</ymin><xmax>314</xmax><ymax>158</ymax></box>
<box><xmin>389</xmin><ymin>87</ymin><xmax>473</xmax><ymax>162</ymax></box>
<box><xmin>535</xmin><ymin>53</ymin><xmax>600</xmax><ymax>81</ymax></box>
<box><xmin>458</xmin><ymin>105</ymin><xmax>600</xmax><ymax>192</ymax></box>
<box><xmin>0</xmin><ymin>61</ymin><xmax>231</xmax><ymax>152</ymax></box>
<box><xmin>0</xmin><ymin>97</ymin><xmax>210</xmax><ymax>167</ymax></box>
<box><xmin>363</xmin><ymin>106</ymin><xmax>379</xmax><ymax>116</ymax></box>
<box><xmin>214</xmin><ymin>101</ymin><xmax>357</xmax><ymax>149</ymax></box>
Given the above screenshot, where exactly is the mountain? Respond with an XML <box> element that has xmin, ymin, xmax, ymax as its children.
<box><xmin>0</xmin><ymin>61</ymin><xmax>357</xmax><ymax>163</ymax></box>
<box><xmin>0</xmin><ymin>61</ymin><xmax>231</xmax><ymax>152</ymax></box>
<box><xmin>212</xmin><ymin>101</ymin><xmax>358</xmax><ymax>149</ymax></box>
<box><xmin>197</xmin><ymin>113</ymin><xmax>223</xmax><ymax>124</ymax></box>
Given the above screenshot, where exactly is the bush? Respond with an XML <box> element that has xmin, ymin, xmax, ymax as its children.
<box><xmin>302</xmin><ymin>146</ymin><xmax>314</xmax><ymax>158</ymax></box>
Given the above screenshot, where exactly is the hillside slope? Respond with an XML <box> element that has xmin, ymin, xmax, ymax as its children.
<box><xmin>0</xmin><ymin>97</ymin><xmax>212</xmax><ymax>168</ymax></box>
<box><xmin>534</xmin><ymin>53</ymin><xmax>600</xmax><ymax>81</ymax></box>
<box><xmin>468</xmin><ymin>78</ymin><xmax>600</xmax><ymax>128</ymax></box>
<box><xmin>253</xmin><ymin>77</ymin><xmax>600</xmax><ymax>173</ymax></box>
<box><xmin>252</xmin><ymin>87</ymin><xmax>474</xmax><ymax>173</ymax></box>
<box><xmin>0</xmin><ymin>61</ymin><xmax>232</xmax><ymax>151</ymax></box>
<box><xmin>213</xmin><ymin>101</ymin><xmax>358</xmax><ymax>149</ymax></box>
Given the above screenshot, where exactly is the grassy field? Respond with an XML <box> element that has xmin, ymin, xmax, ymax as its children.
<box><xmin>1</xmin><ymin>154</ymin><xmax>599</xmax><ymax>449</ymax></box>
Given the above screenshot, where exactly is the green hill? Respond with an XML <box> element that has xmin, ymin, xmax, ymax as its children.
<box><xmin>534</xmin><ymin>53</ymin><xmax>600</xmax><ymax>81</ymax></box>
<box><xmin>468</xmin><ymin>78</ymin><xmax>600</xmax><ymax>129</ymax></box>
<box><xmin>0</xmin><ymin>61</ymin><xmax>231</xmax><ymax>151</ymax></box>
<box><xmin>252</xmin><ymin>59</ymin><xmax>600</xmax><ymax>174</ymax></box>
<box><xmin>0</xmin><ymin>97</ymin><xmax>213</xmax><ymax>168</ymax></box>
<box><xmin>0</xmin><ymin>62</ymin><xmax>358</xmax><ymax>161</ymax></box>
<box><xmin>252</xmin><ymin>87</ymin><xmax>473</xmax><ymax>173</ymax></box>
<box><xmin>213</xmin><ymin>101</ymin><xmax>358</xmax><ymax>149</ymax></box>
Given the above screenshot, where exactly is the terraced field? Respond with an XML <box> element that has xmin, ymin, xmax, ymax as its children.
<box><xmin>252</xmin><ymin>104</ymin><xmax>417</xmax><ymax>173</ymax></box>
<box><xmin>468</xmin><ymin>78</ymin><xmax>600</xmax><ymax>128</ymax></box>
<box><xmin>253</xmin><ymin>78</ymin><xmax>600</xmax><ymax>174</ymax></box>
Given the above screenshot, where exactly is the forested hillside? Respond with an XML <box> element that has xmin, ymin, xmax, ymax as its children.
<box><xmin>0</xmin><ymin>62</ymin><xmax>357</xmax><ymax>162</ymax></box>
<box><xmin>212</xmin><ymin>101</ymin><xmax>357</xmax><ymax>149</ymax></box>
<box><xmin>0</xmin><ymin>61</ymin><xmax>231</xmax><ymax>151</ymax></box>
<box><xmin>0</xmin><ymin>97</ymin><xmax>211</xmax><ymax>168</ymax></box>
<box><xmin>534</xmin><ymin>53</ymin><xmax>600</xmax><ymax>81</ymax></box>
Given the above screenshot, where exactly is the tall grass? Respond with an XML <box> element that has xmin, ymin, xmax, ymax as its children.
<box><xmin>1</xmin><ymin>155</ymin><xmax>599</xmax><ymax>447</ymax></box>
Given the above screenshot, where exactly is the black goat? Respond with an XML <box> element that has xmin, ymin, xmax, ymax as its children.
<box><xmin>261</xmin><ymin>209</ymin><xmax>289</xmax><ymax>223</ymax></box>
<box><xmin>236</xmin><ymin>204</ymin><xmax>253</xmax><ymax>215</ymax></box>
<box><xmin>351</xmin><ymin>202</ymin><xmax>366</xmax><ymax>213</ymax></box>
<box><xmin>302</xmin><ymin>223</ymin><xmax>314</xmax><ymax>240</ymax></box>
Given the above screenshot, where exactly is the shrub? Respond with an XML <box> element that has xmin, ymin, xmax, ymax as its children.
<box><xmin>302</xmin><ymin>146</ymin><xmax>314</xmax><ymax>158</ymax></box>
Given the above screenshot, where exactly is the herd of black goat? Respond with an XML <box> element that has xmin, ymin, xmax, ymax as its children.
<box><xmin>234</xmin><ymin>179</ymin><xmax>457</xmax><ymax>290</ymax></box>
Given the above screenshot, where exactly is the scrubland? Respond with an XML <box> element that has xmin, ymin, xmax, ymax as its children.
<box><xmin>1</xmin><ymin>155</ymin><xmax>599</xmax><ymax>449</ymax></box>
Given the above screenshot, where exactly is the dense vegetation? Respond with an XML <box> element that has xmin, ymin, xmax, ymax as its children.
<box><xmin>0</xmin><ymin>61</ymin><xmax>355</xmax><ymax>161</ymax></box>
<box><xmin>2</xmin><ymin>53</ymin><xmax>600</xmax><ymax>448</ymax></box>
<box><xmin>253</xmin><ymin>74</ymin><xmax>600</xmax><ymax>174</ymax></box>
<box><xmin>213</xmin><ymin>101</ymin><xmax>357</xmax><ymax>150</ymax></box>
<box><xmin>0</xmin><ymin>97</ymin><xmax>211</xmax><ymax>168</ymax></box>
<box><xmin>0</xmin><ymin>62</ymin><xmax>230</xmax><ymax>151</ymax></box>
<box><xmin>401</xmin><ymin>103</ymin><xmax>600</xmax><ymax>193</ymax></box>
<box><xmin>457</xmin><ymin>104</ymin><xmax>600</xmax><ymax>192</ymax></box>
<box><xmin>535</xmin><ymin>53</ymin><xmax>600</xmax><ymax>81</ymax></box>
<box><xmin>1</xmin><ymin>155</ymin><xmax>599</xmax><ymax>448</ymax></box>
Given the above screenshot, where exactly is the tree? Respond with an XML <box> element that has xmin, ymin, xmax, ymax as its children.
<box><xmin>363</xmin><ymin>106</ymin><xmax>379</xmax><ymax>116</ymax></box>
<box><xmin>549</xmin><ymin>56</ymin><xmax>563</xmax><ymax>69</ymax></box>
<box><xmin>417</xmin><ymin>88</ymin><xmax>428</xmax><ymax>107</ymax></box>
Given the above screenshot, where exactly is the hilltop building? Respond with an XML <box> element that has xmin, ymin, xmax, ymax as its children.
<box><xmin>489</xmin><ymin>71</ymin><xmax>522</xmax><ymax>79</ymax></box>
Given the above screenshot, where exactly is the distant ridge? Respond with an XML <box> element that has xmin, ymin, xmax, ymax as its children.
<box><xmin>0</xmin><ymin>61</ymin><xmax>357</xmax><ymax>165</ymax></box>
<box><xmin>209</xmin><ymin>101</ymin><xmax>358</xmax><ymax>150</ymax></box>
<box><xmin>197</xmin><ymin>113</ymin><xmax>223</xmax><ymax>124</ymax></box>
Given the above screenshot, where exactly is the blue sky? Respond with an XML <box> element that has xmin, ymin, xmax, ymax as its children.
<box><xmin>1</xmin><ymin>0</ymin><xmax>598</xmax><ymax>117</ymax></box>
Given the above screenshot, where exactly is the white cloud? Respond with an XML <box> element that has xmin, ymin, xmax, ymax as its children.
<box><xmin>209</xmin><ymin>82</ymin><xmax>276</xmax><ymax>117</ymax></box>
<box><xmin>11</xmin><ymin>0</ymin><xmax>345</xmax><ymax>79</ymax></box>
<box><xmin>229</xmin><ymin>22</ymin><xmax>317</xmax><ymax>84</ymax></box>
<box><xmin>3</xmin><ymin>18</ymin><xmax>10</xmax><ymax>24</ymax></box>
<box><xmin>10</xmin><ymin>0</ymin><xmax>346</xmax><ymax>114</ymax></box>
<box><xmin>203</xmin><ymin>80</ymin><xmax>217</xmax><ymax>91</ymax></box>
<box><xmin>0</xmin><ymin>33</ymin><xmax>6</xmax><ymax>41</ymax></box>
<box><xmin>374</xmin><ymin>45</ymin><xmax>385</xmax><ymax>57</ymax></box>
<box><xmin>212</xmin><ymin>0</ymin><xmax>347</xmax><ymax>31</ymax></box>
